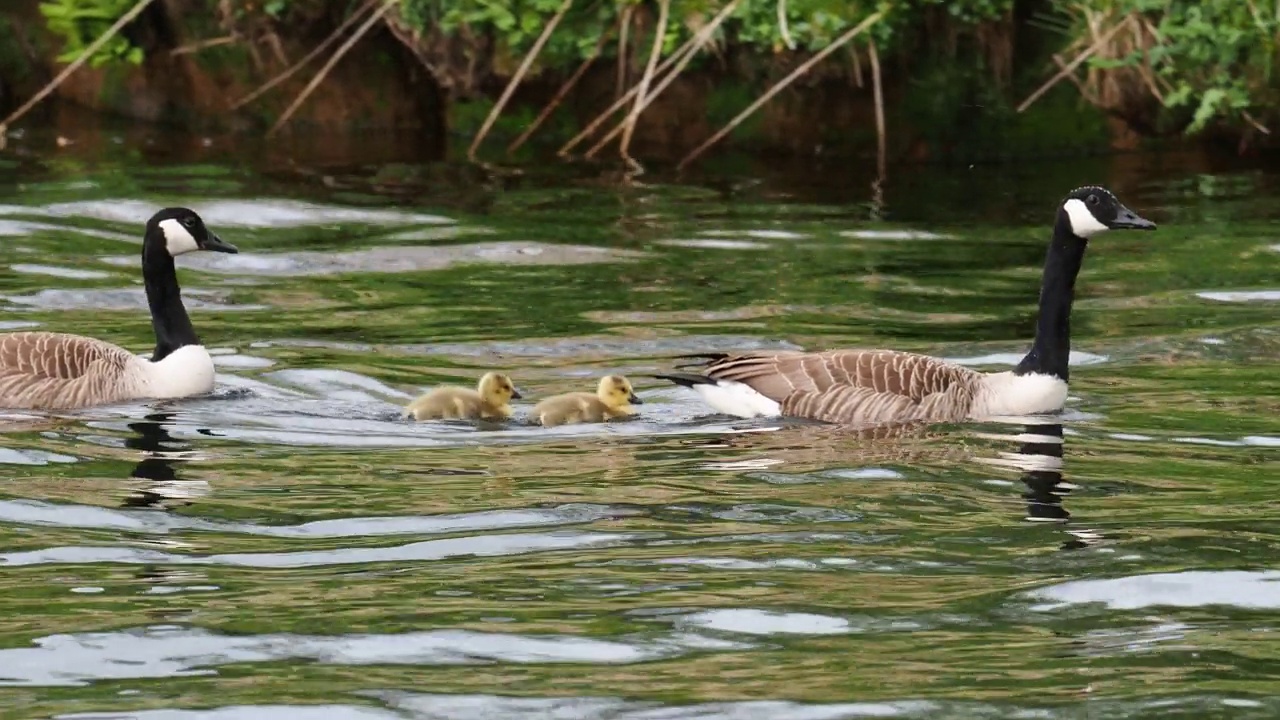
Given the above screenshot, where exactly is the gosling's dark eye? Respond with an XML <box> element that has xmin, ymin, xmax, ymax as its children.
<box><xmin>1086</xmin><ymin>194</ymin><xmax>1099</xmax><ymax>206</ymax></box>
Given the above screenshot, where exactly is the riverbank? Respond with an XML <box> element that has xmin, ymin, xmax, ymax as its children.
<box><xmin>2</xmin><ymin>0</ymin><xmax>1275</xmax><ymax>164</ymax></box>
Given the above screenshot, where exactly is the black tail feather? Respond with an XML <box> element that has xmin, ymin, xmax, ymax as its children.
<box><xmin>669</xmin><ymin>352</ymin><xmax>729</xmax><ymax>370</ymax></box>
<box><xmin>648</xmin><ymin>373</ymin><xmax>717</xmax><ymax>388</ymax></box>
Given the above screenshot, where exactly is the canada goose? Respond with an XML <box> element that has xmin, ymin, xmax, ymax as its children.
<box><xmin>533</xmin><ymin>374</ymin><xmax>642</xmax><ymax>427</ymax></box>
<box><xmin>0</xmin><ymin>207</ymin><xmax>239</xmax><ymax>410</ymax></box>
<box><xmin>403</xmin><ymin>372</ymin><xmax>522</xmax><ymax>421</ymax></box>
<box><xmin>655</xmin><ymin>186</ymin><xmax>1156</xmax><ymax>425</ymax></box>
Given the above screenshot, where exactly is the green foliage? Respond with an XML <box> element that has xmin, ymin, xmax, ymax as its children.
<box><xmin>1151</xmin><ymin>1</ymin><xmax>1276</xmax><ymax>133</ymax></box>
<box><xmin>393</xmin><ymin>0</ymin><xmax>1016</xmax><ymax>71</ymax></box>
<box><xmin>38</xmin><ymin>0</ymin><xmax>144</xmax><ymax>67</ymax></box>
<box><xmin>1065</xmin><ymin>0</ymin><xmax>1279</xmax><ymax>134</ymax></box>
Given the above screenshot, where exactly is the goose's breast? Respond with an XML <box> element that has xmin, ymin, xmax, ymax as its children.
<box><xmin>971</xmin><ymin>371</ymin><xmax>1069</xmax><ymax>418</ymax></box>
<box><xmin>138</xmin><ymin>345</ymin><xmax>217</xmax><ymax>399</ymax></box>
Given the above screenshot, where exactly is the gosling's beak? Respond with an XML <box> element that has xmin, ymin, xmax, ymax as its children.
<box><xmin>200</xmin><ymin>232</ymin><xmax>239</xmax><ymax>253</ymax></box>
<box><xmin>1109</xmin><ymin>205</ymin><xmax>1156</xmax><ymax>231</ymax></box>
<box><xmin>510</xmin><ymin>387</ymin><xmax>523</xmax><ymax>400</ymax></box>
<box><xmin>628</xmin><ymin>392</ymin><xmax>643</xmax><ymax>404</ymax></box>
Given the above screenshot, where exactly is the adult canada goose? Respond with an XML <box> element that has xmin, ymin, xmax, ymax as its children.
<box><xmin>0</xmin><ymin>207</ymin><xmax>239</xmax><ymax>410</ymax></box>
<box><xmin>655</xmin><ymin>186</ymin><xmax>1156</xmax><ymax>425</ymax></box>
<box><xmin>534</xmin><ymin>375</ymin><xmax>642</xmax><ymax>427</ymax></box>
<box><xmin>403</xmin><ymin>371</ymin><xmax>522</xmax><ymax>421</ymax></box>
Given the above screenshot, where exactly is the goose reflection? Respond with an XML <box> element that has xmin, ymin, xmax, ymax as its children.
<box><xmin>984</xmin><ymin>420</ymin><xmax>1102</xmax><ymax>550</ymax></box>
<box><xmin>120</xmin><ymin>412</ymin><xmax>211</xmax><ymax>509</ymax></box>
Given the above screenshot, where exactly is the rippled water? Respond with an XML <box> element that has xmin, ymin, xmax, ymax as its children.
<box><xmin>0</xmin><ymin>128</ymin><xmax>1277</xmax><ymax>719</ymax></box>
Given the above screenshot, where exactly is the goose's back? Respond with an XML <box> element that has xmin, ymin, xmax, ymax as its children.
<box><xmin>0</xmin><ymin>332</ymin><xmax>142</xmax><ymax>410</ymax></box>
<box><xmin>703</xmin><ymin>349</ymin><xmax>983</xmax><ymax>424</ymax></box>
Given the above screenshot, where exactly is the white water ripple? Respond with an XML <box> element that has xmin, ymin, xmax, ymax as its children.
<box><xmin>0</xmin><ymin>531</ymin><xmax>635</xmax><ymax>569</ymax></box>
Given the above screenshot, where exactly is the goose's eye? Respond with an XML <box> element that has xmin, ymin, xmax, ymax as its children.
<box><xmin>1086</xmin><ymin>194</ymin><xmax>1099</xmax><ymax>206</ymax></box>
<box><xmin>182</xmin><ymin>217</ymin><xmax>197</xmax><ymax>228</ymax></box>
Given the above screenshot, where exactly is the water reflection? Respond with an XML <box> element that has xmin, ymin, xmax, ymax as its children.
<box><xmin>1016</xmin><ymin>422</ymin><xmax>1070</xmax><ymax>523</ymax></box>
<box><xmin>120</xmin><ymin>413</ymin><xmax>209</xmax><ymax>509</ymax></box>
<box><xmin>981</xmin><ymin>419</ymin><xmax>1110</xmax><ymax>551</ymax></box>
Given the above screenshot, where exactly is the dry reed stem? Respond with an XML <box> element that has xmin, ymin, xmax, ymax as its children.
<box><xmin>507</xmin><ymin>16</ymin><xmax>617</xmax><ymax>155</ymax></box>
<box><xmin>778</xmin><ymin>0</ymin><xmax>795</xmax><ymax>50</ymax></box>
<box><xmin>1052</xmin><ymin>53</ymin><xmax>1099</xmax><ymax>105</ymax></box>
<box><xmin>1241</xmin><ymin>110</ymin><xmax>1272</xmax><ymax>134</ymax></box>
<box><xmin>677</xmin><ymin>10</ymin><xmax>883</xmax><ymax>171</ymax></box>
<box><xmin>1017</xmin><ymin>17</ymin><xmax>1128</xmax><ymax>113</ymax></box>
<box><xmin>584</xmin><ymin>0</ymin><xmax>741</xmax><ymax>158</ymax></box>
<box><xmin>849</xmin><ymin>45</ymin><xmax>863</xmax><ymax>88</ymax></box>
<box><xmin>171</xmin><ymin>35</ymin><xmax>238</xmax><ymax>56</ymax></box>
<box><xmin>1125</xmin><ymin>16</ymin><xmax>1165</xmax><ymax>101</ymax></box>
<box><xmin>268</xmin><ymin>0</ymin><xmax>392</xmax><ymax>136</ymax></box>
<box><xmin>616</xmin><ymin>4</ymin><xmax>633</xmax><ymax>100</ymax></box>
<box><xmin>0</xmin><ymin>0</ymin><xmax>157</xmax><ymax>137</ymax></box>
<box><xmin>868</xmin><ymin>39</ymin><xmax>885</xmax><ymax>181</ymax></box>
<box><xmin>233</xmin><ymin>0</ymin><xmax>377</xmax><ymax>110</ymax></box>
<box><xmin>558</xmin><ymin>2</ymin><xmax>731</xmax><ymax>157</ymax></box>
<box><xmin>617</xmin><ymin>0</ymin><xmax>670</xmax><ymax>164</ymax></box>
<box><xmin>469</xmin><ymin>0</ymin><xmax>574</xmax><ymax>160</ymax></box>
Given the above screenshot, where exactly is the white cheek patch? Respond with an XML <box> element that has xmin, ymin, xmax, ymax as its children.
<box><xmin>158</xmin><ymin>218</ymin><xmax>200</xmax><ymax>256</ymax></box>
<box><xmin>1062</xmin><ymin>198</ymin><xmax>1109</xmax><ymax>238</ymax></box>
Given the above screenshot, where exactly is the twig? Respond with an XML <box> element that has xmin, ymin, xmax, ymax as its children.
<box><xmin>585</xmin><ymin>0</ymin><xmax>741</xmax><ymax>158</ymax></box>
<box><xmin>868</xmin><ymin>39</ymin><xmax>886</xmax><ymax>181</ymax></box>
<box><xmin>678</xmin><ymin>10</ymin><xmax>884</xmax><ymax>171</ymax></box>
<box><xmin>1017</xmin><ymin>19</ymin><xmax>1128</xmax><ymax>113</ymax></box>
<box><xmin>617</xmin><ymin>0</ymin><xmax>670</xmax><ymax>165</ymax></box>
<box><xmin>778</xmin><ymin>0</ymin><xmax>795</xmax><ymax>50</ymax></box>
<box><xmin>268</xmin><ymin>0</ymin><xmax>393</xmax><ymax>136</ymax></box>
<box><xmin>0</xmin><ymin>0</ymin><xmax>157</xmax><ymax>137</ymax></box>
<box><xmin>233</xmin><ymin>0</ymin><xmax>377</xmax><ymax>110</ymax></box>
<box><xmin>171</xmin><ymin>35</ymin><xmax>238</xmax><ymax>56</ymax></box>
<box><xmin>507</xmin><ymin>17</ymin><xmax>616</xmax><ymax>155</ymax></box>
<box><xmin>469</xmin><ymin>0</ymin><xmax>574</xmax><ymax>160</ymax></box>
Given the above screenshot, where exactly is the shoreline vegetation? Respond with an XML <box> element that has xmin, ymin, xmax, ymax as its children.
<box><xmin>0</xmin><ymin>0</ymin><xmax>1276</xmax><ymax>166</ymax></box>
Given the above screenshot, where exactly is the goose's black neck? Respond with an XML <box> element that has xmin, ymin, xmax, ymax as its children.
<box><xmin>142</xmin><ymin>238</ymin><xmax>199</xmax><ymax>362</ymax></box>
<box><xmin>1014</xmin><ymin>210</ymin><xmax>1087</xmax><ymax>382</ymax></box>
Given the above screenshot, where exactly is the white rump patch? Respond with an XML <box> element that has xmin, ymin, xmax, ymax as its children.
<box><xmin>1062</xmin><ymin>198</ymin><xmax>1109</xmax><ymax>238</ymax></box>
<box><xmin>690</xmin><ymin>380</ymin><xmax>782</xmax><ymax>418</ymax></box>
<box><xmin>159</xmin><ymin>218</ymin><xmax>200</xmax><ymax>256</ymax></box>
<box><xmin>138</xmin><ymin>345</ymin><xmax>217</xmax><ymax>399</ymax></box>
<box><xmin>974</xmin><ymin>371</ymin><xmax>1069</xmax><ymax>418</ymax></box>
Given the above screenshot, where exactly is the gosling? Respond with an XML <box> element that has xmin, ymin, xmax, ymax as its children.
<box><xmin>403</xmin><ymin>372</ymin><xmax>522</xmax><ymax>421</ymax></box>
<box><xmin>533</xmin><ymin>375</ymin><xmax>642</xmax><ymax>427</ymax></box>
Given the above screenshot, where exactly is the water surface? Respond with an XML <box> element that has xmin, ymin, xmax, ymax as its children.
<box><xmin>0</xmin><ymin>125</ymin><xmax>1277</xmax><ymax>719</ymax></box>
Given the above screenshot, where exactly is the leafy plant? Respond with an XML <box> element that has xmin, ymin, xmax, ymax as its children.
<box><xmin>39</xmin><ymin>0</ymin><xmax>145</xmax><ymax>67</ymax></box>
<box><xmin>1058</xmin><ymin>0</ymin><xmax>1280</xmax><ymax>134</ymax></box>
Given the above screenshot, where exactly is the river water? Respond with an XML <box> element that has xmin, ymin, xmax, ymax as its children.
<box><xmin>0</xmin><ymin>119</ymin><xmax>1277</xmax><ymax>719</ymax></box>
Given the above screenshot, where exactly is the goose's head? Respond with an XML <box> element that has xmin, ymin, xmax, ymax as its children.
<box><xmin>1060</xmin><ymin>186</ymin><xmax>1156</xmax><ymax>240</ymax></box>
<box><xmin>596</xmin><ymin>375</ymin><xmax>641</xmax><ymax>409</ymax></box>
<box><xmin>146</xmin><ymin>207</ymin><xmax>239</xmax><ymax>257</ymax></box>
<box><xmin>477</xmin><ymin>372</ymin><xmax>521</xmax><ymax>405</ymax></box>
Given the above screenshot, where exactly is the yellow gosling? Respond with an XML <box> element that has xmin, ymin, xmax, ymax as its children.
<box><xmin>404</xmin><ymin>372</ymin><xmax>521</xmax><ymax>421</ymax></box>
<box><xmin>534</xmin><ymin>375</ymin><xmax>642</xmax><ymax>427</ymax></box>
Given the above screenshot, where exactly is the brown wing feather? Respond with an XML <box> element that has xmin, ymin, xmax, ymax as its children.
<box><xmin>0</xmin><ymin>332</ymin><xmax>137</xmax><ymax>409</ymax></box>
<box><xmin>700</xmin><ymin>349</ymin><xmax>981</xmax><ymax>424</ymax></box>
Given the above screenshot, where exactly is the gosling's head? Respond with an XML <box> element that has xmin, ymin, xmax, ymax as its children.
<box><xmin>596</xmin><ymin>374</ymin><xmax>641</xmax><ymax>409</ymax></box>
<box><xmin>477</xmin><ymin>372</ymin><xmax>522</xmax><ymax>405</ymax></box>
